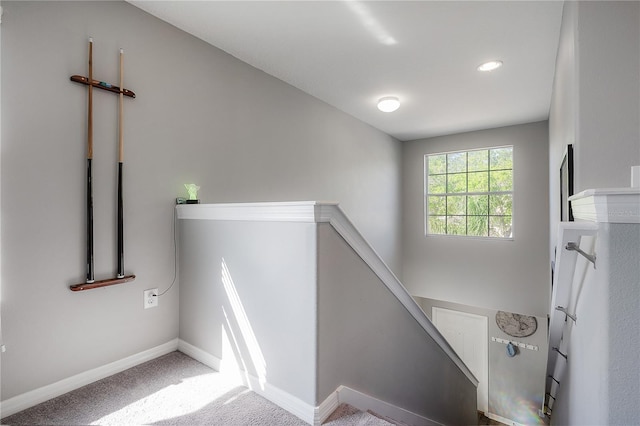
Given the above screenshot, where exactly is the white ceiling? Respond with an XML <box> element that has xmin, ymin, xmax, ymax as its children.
<box><xmin>128</xmin><ymin>1</ymin><xmax>564</xmax><ymax>141</ymax></box>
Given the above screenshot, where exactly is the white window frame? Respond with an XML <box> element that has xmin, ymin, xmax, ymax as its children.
<box><xmin>424</xmin><ymin>146</ymin><xmax>514</xmax><ymax>240</ymax></box>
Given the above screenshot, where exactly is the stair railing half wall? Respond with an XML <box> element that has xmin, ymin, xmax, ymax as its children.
<box><xmin>177</xmin><ymin>201</ymin><xmax>478</xmax><ymax>388</ymax></box>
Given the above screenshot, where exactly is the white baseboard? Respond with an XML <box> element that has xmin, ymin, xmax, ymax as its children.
<box><xmin>177</xmin><ymin>339</ymin><xmax>221</xmax><ymax>371</ymax></box>
<box><xmin>244</xmin><ymin>374</ymin><xmax>315</xmax><ymax>425</ymax></box>
<box><xmin>316</xmin><ymin>390</ymin><xmax>340</xmax><ymax>426</ymax></box>
<box><xmin>336</xmin><ymin>386</ymin><xmax>444</xmax><ymax>426</ymax></box>
<box><xmin>1</xmin><ymin>339</ymin><xmax>447</xmax><ymax>426</ymax></box>
<box><xmin>486</xmin><ymin>411</ymin><xmax>524</xmax><ymax>426</ymax></box>
<box><xmin>177</xmin><ymin>339</ymin><xmax>316</xmax><ymax>425</ymax></box>
<box><xmin>177</xmin><ymin>341</ymin><xmax>444</xmax><ymax>426</ymax></box>
<box><xmin>0</xmin><ymin>339</ymin><xmax>179</xmax><ymax>419</ymax></box>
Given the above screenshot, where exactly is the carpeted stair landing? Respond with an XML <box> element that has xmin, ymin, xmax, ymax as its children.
<box><xmin>1</xmin><ymin>351</ymin><xmax>397</xmax><ymax>425</ymax></box>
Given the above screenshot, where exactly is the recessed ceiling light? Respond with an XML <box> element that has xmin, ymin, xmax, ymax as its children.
<box><xmin>377</xmin><ymin>96</ymin><xmax>400</xmax><ymax>112</ymax></box>
<box><xmin>477</xmin><ymin>60</ymin><xmax>503</xmax><ymax>72</ymax></box>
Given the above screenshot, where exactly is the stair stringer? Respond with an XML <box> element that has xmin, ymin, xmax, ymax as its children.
<box><xmin>316</xmin><ymin>221</ymin><xmax>477</xmax><ymax>425</ymax></box>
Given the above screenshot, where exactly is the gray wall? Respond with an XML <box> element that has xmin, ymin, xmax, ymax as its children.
<box><xmin>402</xmin><ymin>121</ymin><xmax>550</xmax><ymax>317</ymax></box>
<box><xmin>548</xmin><ymin>0</ymin><xmax>577</xmax><ymax>262</ymax></box>
<box><xmin>1</xmin><ymin>1</ymin><xmax>402</xmax><ymax>400</ymax></box>
<box><xmin>548</xmin><ymin>2</ymin><xmax>640</xmax><ymax>424</ymax></box>
<box><xmin>573</xmin><ymin>2</ymin><xmax>640</xmax><ymax>193</ymax></box>
<box><xmin>317</xmin><ymin>224</ymin><xmax>477</xmax><ymax>426</ymax></box>
<box><xmin>606</xmin><ymin>224</ymin><xmax>640</xmax><ymax>423</ymax></box>
<box><xmin>552</xmin><ymin>223</ymin><xmax>640</xmax><ymax>425</ymax></box>
<box><xmin>179</xmin><ymin>217</ymin><xmax>477</xmax><ymax>424</ymax></box>
<box><xmin>549</xmin><ymin>1</ymin><xmax>640</xmax><ymax>259</ymax></box>
<box><xmin>179</xmin><ymin>219</ymin><xmax>318</xmax><ymax>404</ymax></box>
<box><xmin>417</xmin><ymin>297</ymin><xmax>548</xmax><ymax>424</ymax></box>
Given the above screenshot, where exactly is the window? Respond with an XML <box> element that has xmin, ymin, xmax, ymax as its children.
<box><xmin>425</xmin><ymin>146</ymin><xmax>513</xmax><ymax>238</ymax></box>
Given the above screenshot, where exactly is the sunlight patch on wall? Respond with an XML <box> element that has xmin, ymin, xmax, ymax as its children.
<box><xmin>221</xmin><ymin>258</ymin><xmax>267</xmax><ymax>390</ymax></box>
<box><xmin>220</xmin><ymin>319</ymin><xmax>247</xmax><ymax>384</ymax></box>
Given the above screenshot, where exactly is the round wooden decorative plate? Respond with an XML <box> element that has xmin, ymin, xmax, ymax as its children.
<box><xmin>495</xmin><ymin>311</ymin><xmax>537</xmax><ymax>338</ymax></box>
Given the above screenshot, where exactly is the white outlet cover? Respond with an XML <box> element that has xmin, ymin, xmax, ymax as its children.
<box><xmin>144</xmin><ymin>288</ymin><xmax>159</xmax><ymax>309</ymax></box>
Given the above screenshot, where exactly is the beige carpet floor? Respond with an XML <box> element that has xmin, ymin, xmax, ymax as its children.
<box><xmin>1</xmin><ymin>351</ymin><xmax>394</xmax><ymax>425</ymax></box>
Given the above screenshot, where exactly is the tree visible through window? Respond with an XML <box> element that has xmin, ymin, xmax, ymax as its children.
<box><xmin>425</xmin><ymin>146</ymin><xmax>513</xmax><ymax>238</ymax></box>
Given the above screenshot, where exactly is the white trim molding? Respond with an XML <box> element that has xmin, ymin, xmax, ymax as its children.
<box><xmin>486</xmin><ymin>411</ymin><xmax>529</xmax><ymax>426</ymax></box>
<box><xmin>177</xmin><ymin>339</ymin><xmax>221</xmax><ymax>371</ymax></box>
<box><xmin>570</xmin><ymin>188</ymin><xmax>640</xmax><ymax>223</ymax></box>
<box><xmin>176</xmin><ymin>340</ymin><xmax>441</xmax><ymax>426</ymax></box>
<box><xmin>244</xmin><ymin>375</ymin><xmax>315</xmax><ymax>425</ymax></box>
<box><xmin>315</xmin><ymin>390</ymin><xmax>340</xmax><ymax>426</ymax></box>
<box><xmin>178</xmin><ymin>202</ymin><xmax>479</xmax><ymax>387</ymax></box>
<box><xmin>176</xmin><ymin>201</ymin><xmax>338</xmax><ymax>222</ymax></box>
<box><xmin>0</xmin><ymin>339</ymin><xmax>179</xmax><ymax>418</ymax></box>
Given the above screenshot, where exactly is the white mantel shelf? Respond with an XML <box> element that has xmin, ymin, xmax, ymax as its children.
<box><xmin>570</xmin><ymin>188</ymin><xmax>640</xmax><ymax>223</ymax></box>
<box><xmin>176</xmin><ymin>201</ymin><xmax>479</xmax><ymax>388</ymax></box>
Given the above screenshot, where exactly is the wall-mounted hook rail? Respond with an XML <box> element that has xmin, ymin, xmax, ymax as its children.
<box><xmin>565</xmin><ymin>241</ymin><xmax>596</xmax><ymax>267</ymax></box>
<box><xmin>556</xmin><ymin>306</ymin><xmax>577</xmax><ymax>323</ymax></box>
<box><xmin>552</xmin><ymin>347</ymin><xmax>568</xmax><ymax>361</ymax></box>
<box><xmin>491</xmin><ymin>336</ymin><xmax>538</xmax><ymax>351</ymax></box>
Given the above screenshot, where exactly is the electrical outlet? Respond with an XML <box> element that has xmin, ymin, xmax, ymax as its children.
<box><xmin>144</xmin><ymin>288</ymin><xmax>158</xmax><ymax>309</ymax></box>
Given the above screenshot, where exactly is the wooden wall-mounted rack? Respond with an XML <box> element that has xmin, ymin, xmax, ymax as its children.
<box><xmin>70</xmin><ymin>275</ymin><xmax>136</xmax><ymax>292</ymax></box>
<box><xmin>70</xmin><ymin>75</ymin><xmax>136</xmax><ymax>98</ymax></box>
<box><xmin>69</xmin><ymin>41</ymin><xmax>137</xmax><ymax>292</ymax></box>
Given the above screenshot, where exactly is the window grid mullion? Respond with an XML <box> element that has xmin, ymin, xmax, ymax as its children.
<box><xmin>425</xmin><ymin>147</ymin><xmax>512</xmax><ymax>238</ymax></box>
<box><xmin>465</xmin><ymin>152</ymin><xmax>468</xmax><ymax>235</ymax></box>
<box><xmin>427</xmin><ymin>190</ymin><xmax>512</xmax><ymax>197</ymax></box>
<box><xmin>487</xmin><ymin>150</ymin><xmax>491</xmax><ymax>236</ymax></box>
<box><xmin>445</xmin><ymin>154</ymin><xmax>448</xmax><ymax>233</ymax></box>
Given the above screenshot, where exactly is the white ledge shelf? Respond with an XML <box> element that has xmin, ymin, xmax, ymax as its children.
<box><xmin>570</xmin><ymin>188</ymin><xmax>640</xmax><ymax>223</ymax></box>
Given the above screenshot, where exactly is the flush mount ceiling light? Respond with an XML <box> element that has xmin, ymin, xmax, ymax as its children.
<box><xmin>477</xmin><ymin>60</ymin><xmax>503</xmax><ymax>72</ymax></box>
<box><xmin>377</xmin><ymin>96</ymin><xmax>400</xmax><ymax>112</ymax></box>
